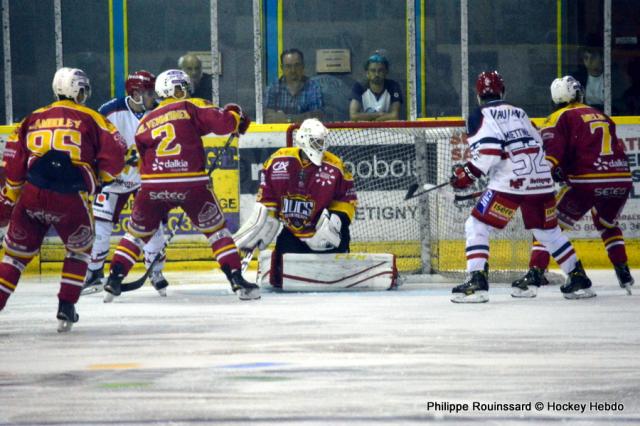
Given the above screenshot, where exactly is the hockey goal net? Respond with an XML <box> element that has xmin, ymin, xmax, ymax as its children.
<box><xmin>286</xmin><ymin>121</ymin><xmax>536</xmax><ymax>282</ymax></box>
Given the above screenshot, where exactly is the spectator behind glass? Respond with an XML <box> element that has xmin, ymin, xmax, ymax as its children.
<box><xmin>349</xmin><ymin>52</ymin><xmax>403</xmax><ymax>121</ymax></box>
<box><xmin>178</xmin><ymin>53</ymin><xmax>213</xmax><ymax>101</ymax></box>
<box><xmin>264</xmin><ymin>48</ymin><xmax>324</xmax><ymax>123</ymax></box>
<box><xmin>622</xmin><ymin>58</ymin><xmax>640</xmax><ymax>115</ymax></box>
<box><xmin>572</xmin><ymin>35</ymin><xmax>604</xmax><ymax>112</ymax></box>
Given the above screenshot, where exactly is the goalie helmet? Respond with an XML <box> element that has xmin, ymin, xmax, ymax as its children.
<box><xmin>125</xmin><ymin>70</ymin><xmax>156</xmax><ymax>96</ymax></box>
<box><xmin>295</xmin><ymin>118</ymin><xmax>329</xmax><ymax>166</ymax></box>
<box><xmin>475</xmin><ymin>70</ymin><xmax>505</xmax><ymax>99</ymax></box>
<box><xmin>550</xmin><ymin>75</ymin><xmax>583</xmax><ymax>105</ymax></box>
<box><xmin>155</xmin><ymin>69</ymin><xmax>191</xmax><ymax>99</ymax></box>
<box><xmin>52</xmin><ymin>67</ymin><xmax>91</xmax><ymax>104</ymax></box>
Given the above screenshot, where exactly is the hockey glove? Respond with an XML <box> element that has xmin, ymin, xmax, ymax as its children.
<box><xmin>125</xmin><ymin>146</ymin><xmax>139</xmax><ymax>167</ymax></box>
<box><xmin>0</xmin><ymin>192</ymin><xmax>15</xmax><ymax>228</ymax></box>
<box><xmin>551</xmin><ymin>166</ymin><xmax>565</xmax><ymax>183</ymax></box>
<box><xmin>450</xmin><ymin>162</ymin><xmax>482</xmax><ymax>190</ymax></box>
<box><xmin>224</xmin><ymin>103</ymin><xmax>251</xmax><ymax>135</ymax></box>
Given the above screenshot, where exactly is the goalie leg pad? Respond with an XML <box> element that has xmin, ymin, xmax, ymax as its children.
<box><xmin>258</xmin><ymin>250</ymin><xmax>397</xmax><ymax>291</ymax></box>
<box><xmin>234</xmin><ymin>203</ymin><xmax>280</xmax><ymax>250</ymax></box>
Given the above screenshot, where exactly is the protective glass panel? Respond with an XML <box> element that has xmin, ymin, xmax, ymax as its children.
<box><xmin>266</xmin><ymin>0</ymin><xmax>407</xmax><ymax>123</ymax></box>
<box><xmin>425</xmin><ymin>0</ymin><xmax>460</xmax><ymax>118</ymax></box>
<box><xmin>612</xmin><ymin>0</ymin><xmax>640</xmax><ymax>115</ymax></box>
<box><xmin>0</xmin><ymin>14</ymin><xmax>4</xmax><ymax>124</ymax></box>
<box><xmin>219</xmin><ymin>1</ymin><xmax>256</xmax><ymax>118</ymax></box>
<box><xmin>61</xmin><ymin>0</ymin><xmax>110</xmax><ymax>111</ymax></box>
<box><xmin>564</xmin><ymin>0</ymin><xmax>605</xmax><ymax>113</ymax></box>
<box><xmin>9</xmin><ymin>0</ymin><xmax>56</xmax><ymax>121</ymax></box>
<box><xmin>467</xmin><ymin>0</ymin><xmax>557</xmax><ymax>118</ymax></box>
<box><xmin>128</xmin><ymin>1</ymin><xmax>210</xmax><ymax>100</ymax></box>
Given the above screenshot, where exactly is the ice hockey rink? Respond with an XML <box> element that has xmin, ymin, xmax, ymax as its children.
<box><xmin>1</xmin><ymin>269</ymin><xmax>638</xmax><ymax>425</ymax></box>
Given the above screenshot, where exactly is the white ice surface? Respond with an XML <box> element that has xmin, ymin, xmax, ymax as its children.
<box><xmin>0</xmin><ymin>269</ymin><xmax>639</xmax><ymax>425</ymax></box>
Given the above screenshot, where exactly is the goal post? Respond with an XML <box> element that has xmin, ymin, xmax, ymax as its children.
<box><xmin>286</xmin><ymin>120</ymin><xmax>537</xmax><ymax>282</ymax></box>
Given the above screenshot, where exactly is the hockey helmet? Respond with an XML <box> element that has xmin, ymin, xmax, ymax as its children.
<box><xmin>155</xmin><ymin>69</ymin><xmax>191</xmax><ymax>99</ymax></box>
<box><xmin>295</xmin><ymin>118</ymin><xmax>329</xmax><ymax>166</ymax></box>
<box><xmin>52</xmin><ymin>67</ymin><xmax>91</xmax><ymax>104</ymax></box>
<box><xmin>125</xmin><ymin>70</ymin><xmax>156</xmax><ymax>96</ymax></box>
<box><xmin>475</xmin><ymin>70</ymin><xmax>505</xmax><ymax>99</ymax></box>
<box><xmin>550</xmin><ymin>75</ymin><xmax>583</xmax><ymax>105</ymax></box>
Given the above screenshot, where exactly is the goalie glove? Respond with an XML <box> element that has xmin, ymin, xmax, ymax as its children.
<box><xmin>233</xmin><ymin>202</ymin><xmax>280</xmax><ymax>250</ymax></box>
<box><xmin>301</xmin><ymin>209</ymin><xmax>342</xmax><ymax>252</ymax></box>
<box><xmin>450</xmin><ymin>162</ymin><xmax>483</xmax><ymax>190</ymax></box>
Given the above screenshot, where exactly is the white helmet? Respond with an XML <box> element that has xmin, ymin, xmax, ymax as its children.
<box><xmin>52</xmin><ymin>67</ymin><xmax>91</xmax><ymax>104</ymax></box>
<box><xmin>295</xmin><ymin>118</ymin><xmax>329</xmax><ymax>166</ymax></box>
<box><xmin>155</xmin><ymin>69</ymin><xmax>191</xmax><ymax>99</ymax></box>
<box><xmin>550</xmin><ymin>75</ymin><xmax>583</xmax><ymax>105</ymax></box>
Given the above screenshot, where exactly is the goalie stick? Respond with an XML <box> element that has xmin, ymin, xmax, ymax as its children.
<box><xmin>404</xmin><ymin>182</ymin><xmax>449</xmax><ymax>200</ymax></box>
<box><xmin>120</xmin><ymin>132</ymin><xmax>238</xmax><ymax>292</ymax></box>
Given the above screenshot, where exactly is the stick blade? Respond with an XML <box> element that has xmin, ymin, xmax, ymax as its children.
<box><xmin>121</xmin><ymin>276</ymin><xmax>147</xmax><ymax>292</ymax></box>
<box><xmin>404</xmin><ymin>183</ymin><xmax>419</xmax><ymax>200</ymax></box>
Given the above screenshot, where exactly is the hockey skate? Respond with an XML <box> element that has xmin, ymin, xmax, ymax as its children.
<box><xmin>103</xmin><ymin>264</ymin><xmax>125</xmax><ymax>303</ymax></box>
<box><xmin>614</xmin><ymin>263</ymin><xmax>634</xmax><ymax>296</ymax></box>
<box><xmin>222</xmin><ymin>265</ymin><xmax>261</xmax><ymax>300</ymax></box>
<box><xmin>150</xmin><ymin>271</ymin><xmax>169</xmax><ymax>297</ymax></box>
<box><xmin>451</xmin><ymin>268</ymin><xmax>489</xmax><ymax>303</ymax></box>
<box><xmin>57</xmin><ymin>300</ymin><xmax>79</xmax><ymax>333</ymax></box>
<box><xmin>80</xmin><ymin>268</ymin><xmax>104</xmax><ymax>296</ymax></box>
<box><xmin>511</xmin><ymin>267</ymin><xmax>547</xmax><ymax>298</ymax></box>
<box><xmin>560</xmin><ymin>261</ymin><xmax>596</xmax><ymax>299</ymax></box>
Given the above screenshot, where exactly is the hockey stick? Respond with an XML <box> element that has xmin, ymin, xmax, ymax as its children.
<box><xmin>240</xmin><ymin>247</ymin><xmax>257</xmax><ymax>274</ymax></box>
<box><xmin>404</xmin><ymin>181</ymin><xmax>449</xmax><ymax>200</ymax></box>
<box><xmin>454</xmin><ymin>190</ymin><xmax>483</xmax><ymax>202</ymax></box>
<box><xmin>120</xmin><ymin>132</ymin><xmax>238</xmax><ymax>292</ymax></box>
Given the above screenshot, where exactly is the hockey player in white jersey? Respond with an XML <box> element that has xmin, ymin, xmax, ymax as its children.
<box><xmin>82</xmin><ymin>70</ymin><xmax>170</xmax><ymax>296</ymax></box>
<box><xmin>448</xmin><ymin>71</ymin><xmax>593</xmax><ymax>303</ymax></box>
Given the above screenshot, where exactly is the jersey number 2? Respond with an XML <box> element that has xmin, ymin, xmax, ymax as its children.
<box><xmin>152</xmin><ymin>123</ymin><xmax>181</xmax><ymax>157</ymax></box>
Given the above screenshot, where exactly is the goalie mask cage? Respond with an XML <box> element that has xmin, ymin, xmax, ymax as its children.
<box><xmin>286</xmin><ymin>121</ymin><xmax>536</xmax><ymax>282</ymax></box>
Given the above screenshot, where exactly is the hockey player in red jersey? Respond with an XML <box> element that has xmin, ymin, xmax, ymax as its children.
<box><xmin>513</xmin><ymin>76</ymin><xmax>634</xmax><ymax>295</ymax></box>
<box><xmin>233</xmin><ymin>118</ymin><xmax>357</xmax><ymax>287</ymax></box>
<box><xmin>82</xmin><ymin>70</ymin><xmax>172</xmax><ymax>297</ymax></box>
<box><xmin>0</xmin><ymin>67</ymin><xmax>126</xmax><ymax>331</ymax></box>
<box><xmin>449</xmin><ymin>71</ymin><xmax>592</xmax><ymax>303</ymax></box>
<box><xmin>103</xmin><ymin>69</ymin><xmax>259</xmax><ymax>301</ymax></box>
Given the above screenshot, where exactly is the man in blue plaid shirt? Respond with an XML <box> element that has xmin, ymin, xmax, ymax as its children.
<box><xmin>265</xmin><ymin>48</ymin><xmax>324</xmax><ymax>123</ymax></box>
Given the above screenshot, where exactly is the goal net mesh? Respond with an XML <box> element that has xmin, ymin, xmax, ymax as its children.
<box><xmin>287</xmin><ymin>121</ymin><xmax>540</xmax><ymax>283</ymax></box>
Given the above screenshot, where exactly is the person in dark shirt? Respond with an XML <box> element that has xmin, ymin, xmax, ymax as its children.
<box><xmin>178</xmin><ymin>53</ymin><xmax>213</xmax><ymax>101</ymax></box>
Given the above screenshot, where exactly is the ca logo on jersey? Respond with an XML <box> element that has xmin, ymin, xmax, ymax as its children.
<box><xmin>281</xmin><ymin>194</ymin><xmax>315</xmax><ymax>231</ymax></box>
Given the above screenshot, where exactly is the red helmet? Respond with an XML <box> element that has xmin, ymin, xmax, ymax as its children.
<box><xmin>475</xmin><ymin>70</ymin><xmax>505</xmax><ymax>99</ymax></box>
<box><xmin>125</xmin><ymin>70</ymin><xmax>156</xmax><ymax>96</ymax></box>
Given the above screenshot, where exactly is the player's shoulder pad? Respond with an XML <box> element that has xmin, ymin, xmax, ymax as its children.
<box><xmin>98</xmin><ymin>97</ymin><xmax>127</xmax><ymax>116</ymax></box>
<box><xmin>323</xmin><ymin>151</ymin><xmax>353</xmax><ymax>180</ymax></box>
<box><xmin>263</xmin><ymin>147</ymin><xmax>300</xmax><ymax>168</ymax></box>
<box><xmin>466</xmin><ymin>107</ymin><xmax>485</xmax><ymax>136</ymax></box>
<box><xmin>67</xmin><ymin>103</ymin><xmax>118</xmax><ymax>133</ymax></box>
<box><xmin>542</xmin><ymin>103</ymin><xmax>583</xmax><ymax>129</ymax></box>
<box><xmin>185</xmin><ymin>98</ymin><xmax>214</xmax><ymax>108</ymax></box>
